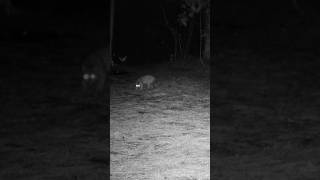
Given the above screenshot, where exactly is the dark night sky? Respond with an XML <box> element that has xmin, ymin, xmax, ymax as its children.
<box><xmin>13</xmin><ymin>0</ymin><xmax>311</xmax><ymax>62</ymax></box>
<box><xmin>4</xmin><ymin>0</ymin><xmax>173</xmax><ymax>60</ymax></box>
<box><xmin>215</xmin><ymin>1</ymin><xmax>320</xmax><ymax>26</ymax></box>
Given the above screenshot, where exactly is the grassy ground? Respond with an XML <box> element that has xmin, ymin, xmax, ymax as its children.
<box><xmin>110</xmin><ymin>62</ymin><xmax>210</xmax><ymax>179</ymax></box>
<box><xmin>0</xmin><ymin>43</ymin><xmax>210</xmax><ymax>180</ymax></box>
<box><xmin>0</xmin><ymin>45</ymin><xmax>109</xmax><ymax>179</ymax></box>
<box><xmin>213</xmin><ymin>26</ymin><xmax>320</xmax><ymax>179</ymax></box>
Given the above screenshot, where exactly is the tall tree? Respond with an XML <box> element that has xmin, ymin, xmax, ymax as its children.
<box><xmin>178</xmin><ymin>0</ymin><xmax>210</xmax><ymax>60</ymax></box>
<box><xmin>109</xmin><ymin>0</ymin><xmax>115</xmax><ymax>59</ymax></box>
<box><xmin>0</xmin><ymin>0</ymin><xmax>19</xmax><ymax>16</ymax></box>
<box><xmin>203</xmin><ymin>0</ymin><xmax>210</xmax><ymax>60</ymax></box>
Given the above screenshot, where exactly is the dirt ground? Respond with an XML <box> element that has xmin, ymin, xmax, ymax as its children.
<box><xmin>110</xmin><ymin>64</ymin><xmax>210</xmax><ymax>179</ymax></box>
<box><xmin>0</xmin><ymin>45</ymin><xmax>109</xmax><ymax>179</ymax></box>
<box><xmin>213</xmin><ymin>26</ymin><xmax>320</xmax><ymax>179</ymax></box>
<box><xmin>0</xmin><ymin>42</ymin><xmax>210</xmax><ymax>179</ymax></box>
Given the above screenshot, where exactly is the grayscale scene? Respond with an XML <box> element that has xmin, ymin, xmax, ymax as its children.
<box><xmin>0</xmin><ymin>0</ymin><xmax>210</xmax><ymax>179</ymax></box>
<box><xmin>109</xmin><ymin>0</ymin><xmax>210</xmax><ymax>179</ymax></box>
<box><xmin>214</xmin><ymin>1</ymin><xmax>320</xmax><ymax>179</ymax></box>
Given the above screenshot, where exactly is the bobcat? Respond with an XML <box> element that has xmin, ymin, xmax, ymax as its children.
<box><xmin>81</xmin><ymin>47</ymin><xmax>112</xmax><ymax>96</ymax></box>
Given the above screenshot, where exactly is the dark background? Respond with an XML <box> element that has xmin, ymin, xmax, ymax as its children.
<box><xmin>1</xmin><ymin>0</ymin><xmax>178</xmax><ymax>64</ymax></box>
<box><xmin>214</xmin><ymin>0</ymin><xmax>320</xmax><ymax>53</ymax></box>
